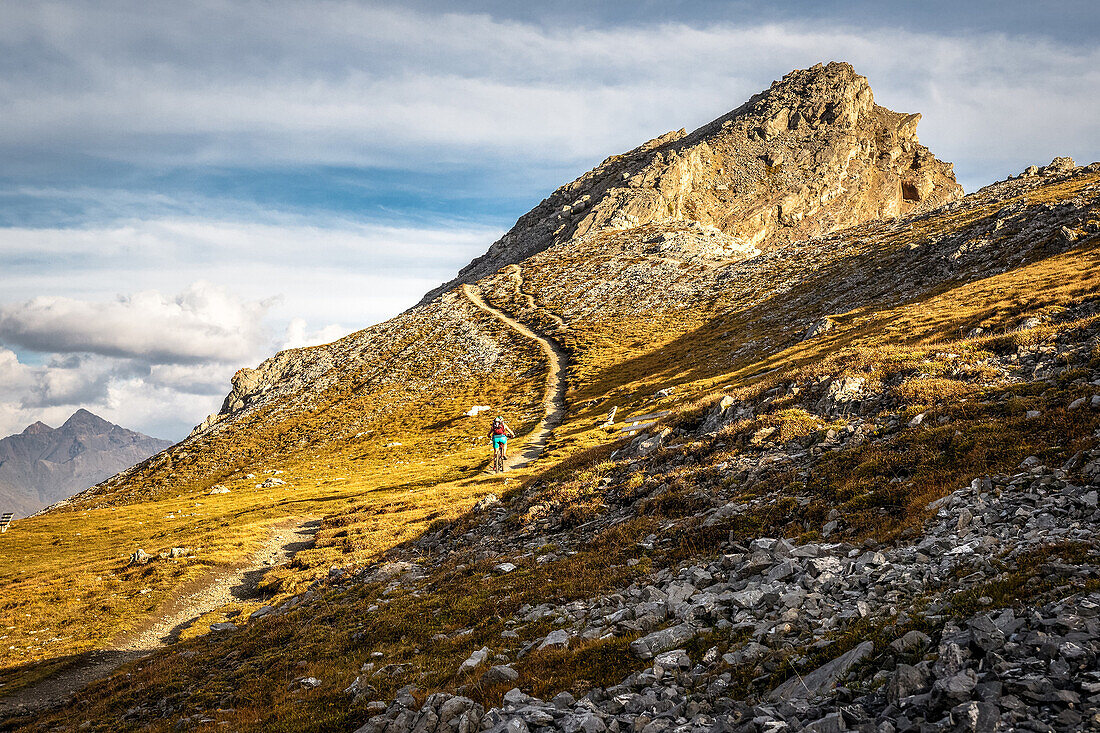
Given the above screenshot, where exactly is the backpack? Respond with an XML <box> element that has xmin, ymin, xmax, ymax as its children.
<box><xmin>492</xmin><ymin>420</ymin><xmax>506</xmax><ymax>436</ymax></box>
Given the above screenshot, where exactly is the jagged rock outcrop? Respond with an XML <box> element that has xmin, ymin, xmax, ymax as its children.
<box><xmin>423</xmin><ymin>61</ymin><xmax>962</xmax><ymax>302</ymax></box>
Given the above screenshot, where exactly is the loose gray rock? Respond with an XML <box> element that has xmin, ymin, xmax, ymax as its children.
<box><xmin>538</xmin><ymin>629</ymin><xmax>571</xmax><ymax>651</ymax></box>
<box><xmin>481</xmin><ymin>664</ymin><xmax>519</xmax><ymax>684</ymax></box>
<box><xmin>769</xmin><ymin>640</ymin><xmax>874</xmax><ymax>700</ymax></box>
<box><xmin>629</xmin><ymin>623</ymin><xmax>696</xmax><ymax>659</ymax></box>
<box><xmin>457</xmin><ymin>646</ymin><xmax>490</xmax><ymax>675</ymax></box>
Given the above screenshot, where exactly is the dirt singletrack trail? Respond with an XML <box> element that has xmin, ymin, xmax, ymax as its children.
<box><xmin>0</xmin><ymin>518</ymin><xmax>320</xmax><ymax>722</ymax></box>
<box><xmin>461</xmin><ymin>282</ymin><xmax>567</xmax><ymax>470</ymax></box>
<box><xmin>504</xmin><ymin>264</ymin><xmax>567</xmax><ymax>330</ymax></box>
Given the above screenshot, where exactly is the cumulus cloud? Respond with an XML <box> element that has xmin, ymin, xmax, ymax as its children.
<box><xmin>22</xmin><ymin>355</ymin><xmax>113</xmax><ymax>408</ymax></box>
<box><xmin>0</xmin><ymin>283</ymin><xmax>344</xmax><ymax>439</ymax></box>
<box><xmin>0</xmin><ymin>347</ymin><xmax>220</xmax><ymax>438</ymax></box>
<box><xmin>0</xmin><ymin>348</ymin><xmax>35</xmax><ymax>394</ymax></box>
<box><xmin>0</xmin><ymin>217</ymin><xmax>499</xmax><ymax>328</ymax></box>
<box><xmin>146</xmin><ymin>363</ymin><xmax>240</xmax><ymax>396</ymax></box>
<box><xmin>281</xmin><ymin>319</ymin><xmax>352</xmax><ymax>351</ymax></box>
<box><xmin>0</xmin><ymin>282</ymin><xmax>273</xmax><ymax>363</ymax></box>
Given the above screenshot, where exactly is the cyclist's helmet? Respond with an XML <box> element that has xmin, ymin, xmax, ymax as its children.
<box><xmin>494</xmin><ymin>416</ymin><xmax>503</xmax><ymax>423</ymax></box>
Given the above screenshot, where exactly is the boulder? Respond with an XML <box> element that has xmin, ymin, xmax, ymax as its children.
<box><xmin>474</xmin><ymin>494</ymin><xmax>500</xmax><ymax>512</ymax></box>
<box><xmin>458</xmin><ymin>646</ymin><xmax>490</xmax><ymax>675</ymax></box>
<box><xmin>820</xmin><ymin>376</ymin><xmax>865</xmax><ymax>413</ymax></box>
<box><xmin>629</xmin><ymin>623</ymin><xmax>696</xmax><ymax>659</ymax></box>
<box><xmin>700</xmin><ymin>395</ymin><xmax>736</xmax><ymax>433</ymax></box>
<box><xmin>481</xmin><ymin>664</ymin><xmax>519</xmax><ymax>685</ymax></box>
<box><xmin>1045</xmin><ymin>156</ymin><xmax>1075</xmax><ymax>173</ymax></box>
<box><xmin>538</xmin><ymin>629</ymin><xmax>571</xmax><ymax>651</ymax></box>
<box><xmin>769</xmin><ymin>640</ymin><xmax>874</xmax><ymax>700</ymax></box>
<box><xmin>249</xmin><ymin>605</ymin><xmax>275</xmax><ymax>620</ymax></box>
<box><xmin>950</xmin><ymin>701</ymin><xmax>1000</xmax><ymax>733</ymax></box>
<box><xmin>888</xmin><ymin>663</ymin><xmax>930</xmax><ymax>704</ymax></box>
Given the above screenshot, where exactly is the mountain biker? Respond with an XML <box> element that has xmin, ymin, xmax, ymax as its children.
<box><xmin>488</xmin><ymin>416</ymin><xmax>515</xmax><ymax>464</ymax></box>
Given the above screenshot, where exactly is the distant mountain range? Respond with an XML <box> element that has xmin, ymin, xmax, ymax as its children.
<box><xmin>0</xmin><ymin>409</ymin><xmax>172</xmax><ymax>518</ymax></box>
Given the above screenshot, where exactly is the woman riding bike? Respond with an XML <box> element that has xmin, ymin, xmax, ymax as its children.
<box><xmin>488</xmin><ymin>416</ymin><xmax>515</xmax><ymax>472</ymax></box>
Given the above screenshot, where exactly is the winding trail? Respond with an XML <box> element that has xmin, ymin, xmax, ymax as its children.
<box><xmin>0</xmin><ymin>518</ymin><xmax>320</xmax><ymax>721</ymax></box>
<box><xmin>461</xmin><ymin>281</ymin><xmax>568</xmax><ymax>470</ymax></box>
<box><xmin>504</xmin><ymin>264</ymin><xmax>567</xmax><ymax>331</ymax></box>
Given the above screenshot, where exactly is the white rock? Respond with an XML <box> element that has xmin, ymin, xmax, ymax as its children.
<box><xmin>945</xmin><ymin>540</ymin><xmax>980</xmax><ymax>556</ymax></box>
<box><xmin>457</xmin><ymin>646</ymin><xmax>490</xmax><ymax>675</ymax></box>
<box><xmin>538</xmin><ymin>629</ymin><xmax>572</xmax><ymax>651</ymax></box>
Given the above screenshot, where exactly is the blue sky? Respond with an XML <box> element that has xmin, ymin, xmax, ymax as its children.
<box><xmin>0</xmin><ymin>0</ymin><xmax>1097</xmax><ymax>440</ymax></box>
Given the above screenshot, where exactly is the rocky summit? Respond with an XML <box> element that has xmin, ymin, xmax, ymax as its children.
<box><xmin>2</xmin><ymin>63</ymin><xmax>1100</xmax><ymax>733</ymax></box>
<box><xmin>424</xmin><ymin>62</ymin><xmax>961</xmax><ymax>303</ymax></box>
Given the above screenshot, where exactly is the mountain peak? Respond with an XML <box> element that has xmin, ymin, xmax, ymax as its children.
<box><xmin>0</xmin><ymin>410</ymin><xmax>173</xmax><ymax>517</ymax></box>
<box><xmin>423</xmin><ymin>61</ymin><xmax>962</xmax><ymax>302</ymax></box>
<box><xmin>61</xmin><ymin>409</ymin><xmax>113</xmax><ymax>432</ymax></box>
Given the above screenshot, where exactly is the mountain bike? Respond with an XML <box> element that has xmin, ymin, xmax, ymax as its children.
<box><xmin>493</xmin><ymin>442</ymin><xmax>506</xmax><ymax>473</ymax></box>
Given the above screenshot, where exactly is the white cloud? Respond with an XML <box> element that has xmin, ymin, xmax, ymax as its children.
<box><xmin>147</xmin><ymin>362</ymin><xmax>240</xmax><ymax>396</ymax></box>
<box><xmin>0</xmin><ymin>282</ymin><xmax>273</xmax><ymax>363</ymax></box>
<box><xmin>0</xmin><ymin>348</ymin><xmax>35</xmax><ymax>394</ymax></box>
<box><xmin>281</xmin><ymin>318</ymin><xmax>352</xmax><ymax>351</ymax></box>
<box><xmin>0</xmin><ymin>217</ymin><xmax>499</xmax><ymax>328</ymax></box>
<box><xmin>24</xmin><ymin>355</ymin><xmax>112</xmax><ymax>407</ymax></box>
<box><xmin>0</xmin><ymin>348</ymin><xmax>206</xmax><ymax>438</ymax></box>
<box><xmin>0</xmin><ymin>342</ymin><xmax>233</xmax><ymax>440</ymax></box>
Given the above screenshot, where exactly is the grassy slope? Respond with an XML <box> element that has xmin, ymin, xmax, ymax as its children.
<box><xmin>3</xmin><ymin>171</ymin><xmax>1100</xmax><ymax>730</ymax></box>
